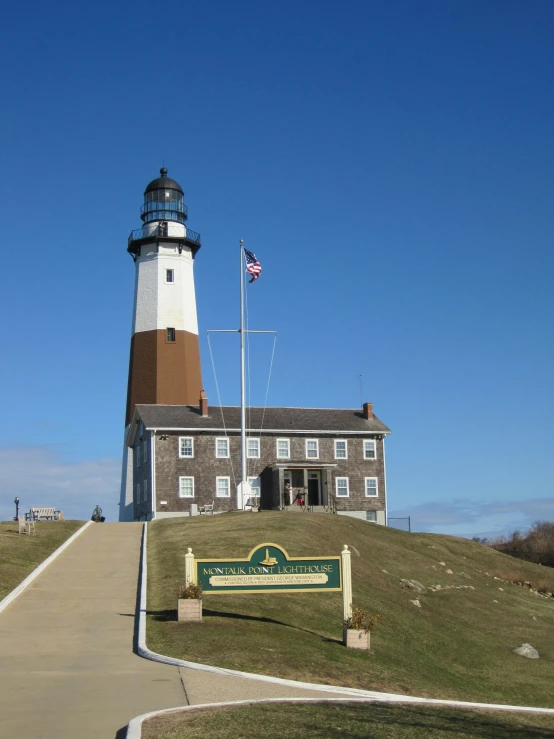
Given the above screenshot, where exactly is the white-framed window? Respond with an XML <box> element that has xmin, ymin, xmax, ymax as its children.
<box><xmin>136</xmin><ymin>444</ymin><xmax>141</xmax><ymax>467</ymax></box>
<box><xmin>143</xmin><ymin>479</ymin><xmax>148</xmax><ymax>502</ymax></box>
<box><xmin>247</xmin><ymin>438</ymin><xmax>260</xmax><ymax>458</ymax></box>
<box><xmin>135</xmin><ymin>483</ymin><xmax>141</xmax><ymax>502</ymax></box>
<box><xmin>248</xmin><ymin>476</ymin><xmax>261</xmax><ymax>496</ymax></box>
<box><xmin>334</xmin><ymin>440</ymin><xmax>348</xmax><ymax>459</ymax></box>
<box><xmin>276</xmin><ymin>438</ymin><xmax>290</xmax><ymax>458</ymax></box>
<box><xmin>366</xmin><ymin>510</ymin><xmax>377</xmax><ymax>522</ymax></box>
<box><xmin>142</xmin><ymin>439</ymin><xmax>148</xmax><ymax>463</ymax></box>
<box><xmin>365</xmin><ymin>477</ymin><xmax>378</xmax><ymax>497</ymax></box>
<box><xmin>216</xmin><ymin>476</ymin><xmax>231</xmax><ymax>497</ymax></box>
<box><xmin>179</xmin><ymin>476</ymin><xmax>195</xmax><ymax>498</ymax></box>
<box><xmin>165</xmin><ymin>269</ymin><xmax>175</xmax><ymax>283</ymax></box>
<box><xmin>179</xmin><ymin>437</ymin><xmax>194</xmax><ymax>458</ymax></box>
<box><xmin>216</xmin><ymin>438</ymin><xmax>229</xmax><ymax>458</ymax></box>
<box><xmin>336</xmin><ymin>477</ymin><xmax>349</xmax><ymax>497</ymax></box>
<box><xmin>306</xmin><ymin>439</ymin><xmax>319</xmax><ymax>459</ymax></box>
<box><xmin>364</xmin><ymin>439</ymin><xmax>377</xmax><ymax>460</ymax></box>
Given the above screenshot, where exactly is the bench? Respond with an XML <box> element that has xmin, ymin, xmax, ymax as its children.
<box><xmin>199</xmin><ymin>501</ymin><xmax>214</xmax><ymax>515</ymax></box>
<box><xmin>18</xmin><ymin>516</ymin><xmax>35</xmax><ymax>535</ymax></box>
<box><xmin>26</xmin><ymin>508</ymin><xmax>62</xmax><ymax>521</ymax></box>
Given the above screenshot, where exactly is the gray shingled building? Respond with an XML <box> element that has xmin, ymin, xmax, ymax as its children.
<box><xmin>127</xmin><ymin>400</ymin><xmax>391</xmax><ymax>523</ymax></box>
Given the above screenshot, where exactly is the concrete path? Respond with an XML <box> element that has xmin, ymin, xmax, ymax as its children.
<box><xmin>0</xmin><ymin>523</ymin><xmax>347</xmax><ymax>738</ymax></box>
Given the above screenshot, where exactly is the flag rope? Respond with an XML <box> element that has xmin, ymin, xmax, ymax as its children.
<box><xmin>207</xmin><ymin>333</ymin><xmax>237</xmax><ymax>489</ymax></box>
<box><xmin>245</xmin><ymin>282</ymin><xmax>252</xmax><ymax>478</ymax></box>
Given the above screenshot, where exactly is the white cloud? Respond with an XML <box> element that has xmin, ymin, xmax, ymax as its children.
<box><xmin>389</xmin><ymin>496</ymin><xmax>554</xmax><ymax>537</ymax></box>
<box><xmin>0</xmin><ymin>445</ymin><xmax>121</xmax><ymax>522</ymax></box>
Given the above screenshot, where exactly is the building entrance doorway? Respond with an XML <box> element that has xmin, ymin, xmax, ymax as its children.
<box><xmin>307</xmin><ymin>472</ymin><xmax>320</xmax><ymax>506</ymax></box>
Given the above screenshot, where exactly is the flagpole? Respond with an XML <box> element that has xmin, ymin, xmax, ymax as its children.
<box><xmin>239</xmin><ymin>239</ymin><xmax>246</xmax><ymax>510</ymax></box>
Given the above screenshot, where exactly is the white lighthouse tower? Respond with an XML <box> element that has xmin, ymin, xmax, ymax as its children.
<box><xmin>119</xmin><ymin>168</ymin><xmax>203</xmax><ymax>521</ymax></box>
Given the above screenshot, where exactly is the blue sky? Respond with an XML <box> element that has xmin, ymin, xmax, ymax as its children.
<box><xmin>0</xmin><ymin>0</ymin><xmax>552</xmax><ymax>535</ymax></box>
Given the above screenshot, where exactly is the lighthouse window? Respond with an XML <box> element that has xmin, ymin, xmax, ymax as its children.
<box><xmin>167</xmin><ymin>328</ymin><xmax>176</xmax><ymax>342</ymax></box>
<box><xmin>166</xmin><ymin>269</ymin><xmax>174</xmax><ymax>283</ymax></box>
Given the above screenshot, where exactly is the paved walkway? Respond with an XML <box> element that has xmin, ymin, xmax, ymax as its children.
<box><xmin>0</xmin><ymin>523</ymin><xmax>346</xmax><ymax>738</ymax></box>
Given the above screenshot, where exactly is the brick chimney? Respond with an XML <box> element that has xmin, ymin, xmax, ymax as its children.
<box><xmin>362</xmin><ymin>401</ymin><xmax>373</xmax><ymax>420</ymax></box>
<box><xmin>200</xmin><ymin>389</ymin><xmax>209</xmax><ymax>417</ymax></box>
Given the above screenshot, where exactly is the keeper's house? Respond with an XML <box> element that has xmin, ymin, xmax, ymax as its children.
<box><xmin>127</xmin><ymin>398</ymin><xmax>391</xmax><ymax>522</ymax></box>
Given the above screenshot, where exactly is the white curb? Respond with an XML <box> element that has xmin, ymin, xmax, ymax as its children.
<box><xmin>127</xmin><ymin>694</ymin><xmax>554</xmax><ymax>739</ymax></box>
<box><xmin>132</xmin><ymin>523</ymin><xmax>554</xmax><ymax>737</ymax></box>
<box><xmin>0</xmin><ymin>520</ymin><xmax>93</xmax><ymax>615</ymax></box>
<box><xmin>125</xmin><ymin>698</ymin><xmax>408</xmax><ymax>739</ymax></box>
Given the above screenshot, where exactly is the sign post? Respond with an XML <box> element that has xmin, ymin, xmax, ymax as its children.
<box><xmin>185</xmin><ymin>547</ymin><xmax>195</xmax><ymax>586</ymax></box>
<box><xmin>341</xmin><ymin>545</ymin><xmax>352</xmax><ymax>620</ymax></box>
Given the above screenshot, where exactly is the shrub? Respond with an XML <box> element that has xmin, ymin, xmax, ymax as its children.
<box><xmin>490</xmin><ymin>520</ymin><xmax>554</xmax><ymax>568</ymax></box>
<box><xmin>343</xmin><ymin>606</ymin><xmax>382</xmax><ymax>634</ymax></box>
<box><xmin>178</xmin><ymin>582</ymin><xmax>203</xmax><ymax>599</ymax></box>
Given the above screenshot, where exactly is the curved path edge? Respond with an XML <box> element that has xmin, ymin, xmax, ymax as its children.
<box><xmin>127</xmin><ymin>696</ymin><xmax>554</xmax><ymax>739</ymax></box>
<box><xmin>0</xmin><ymin>520</ymin><xmax>93</xmax><ymax>615</ymax></box>
<box><xmin>134</xmin><ymin>523</ymin><xmax>554</xmax><ymax>736</ymax></box>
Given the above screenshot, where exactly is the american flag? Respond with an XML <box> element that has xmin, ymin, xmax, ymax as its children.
<box><xmin>244</xmin><ymin>248</ymin><xmax>262</xmax><ymax>283</ymax></box>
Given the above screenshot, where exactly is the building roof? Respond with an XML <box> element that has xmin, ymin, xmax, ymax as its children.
<box><xmin>133</xmin><ymin>404</ymin><xmax>391</xmax><ymax>435</ymax></box>
<box><xmin>144</xmin><ymin>167</ymin><xmax>183</xmax><ymax>194</ymax></box>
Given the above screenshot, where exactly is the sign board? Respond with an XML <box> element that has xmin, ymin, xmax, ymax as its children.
<box><xmin>195</xmin><ymin>542</ymin><xmax>342</xmax><ymax>594</ymax></box>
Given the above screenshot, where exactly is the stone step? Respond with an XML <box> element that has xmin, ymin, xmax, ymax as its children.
<box><xmin>283</xmin><ymin>505</ymin><xmax>330</xmax><ymax>513</ymax></box>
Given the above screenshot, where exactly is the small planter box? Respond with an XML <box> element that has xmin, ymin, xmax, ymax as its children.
<box><xmin>178</xmin><ymin>598</ymin><xmax>203</xmax><ymax>622</ymax></box>
<box><xmin>343</xmin><ymin>628</ymin><xmax>370</xmax><ymax>650</ymax></box>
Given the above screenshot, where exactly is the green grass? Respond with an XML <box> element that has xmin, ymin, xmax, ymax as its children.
<box><xmin>143</xmin><ymin>702</ymin><xmax>554</xmax><ymax>738</ymax></box>
<box><xmin>147</xmin><ymin>513</ymin><xmax>554</xmax><ymax>707</ymax></box>
<box><xmin>0</xmin><ymin>519</ymin><xmax>85</xmax><ymax>600</ymax></box>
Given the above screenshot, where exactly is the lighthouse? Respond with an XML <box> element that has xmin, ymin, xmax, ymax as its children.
<box><xmin>119</xmin><ymin>168</ymin><xmax>203</xmax><ymax>521</ymax></box>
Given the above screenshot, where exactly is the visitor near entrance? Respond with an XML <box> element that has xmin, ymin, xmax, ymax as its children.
<box><xmin>293</xmin><ymin>489</ymin><xmax>305</xmax><ymax>507</ymax></box>
<box><xmin>284</xmin><ymin>481</ymin><xmax>293</xmax><ymax>506</ymax></box>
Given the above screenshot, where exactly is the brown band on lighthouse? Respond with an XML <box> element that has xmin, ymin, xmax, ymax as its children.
<box><xmin>125</xmin><ymin>329</ymin><xmax>203</xmax><ymax>425</ymax></box>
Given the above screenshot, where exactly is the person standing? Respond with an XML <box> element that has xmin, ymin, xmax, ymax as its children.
<box><xmin>284</xmin><ymin>481</ymin><xmax>293</xmax><ymax>507</ymax></box>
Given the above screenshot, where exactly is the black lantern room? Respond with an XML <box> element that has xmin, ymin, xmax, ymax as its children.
<box><xmin>141</xmin><ymin>168</ymin><xmax>187</xmax><ymax>224</ymax></box>
<box><xmin>128</xmin><ymin>168</ymin><xmax>201</xmax><ymax>259</ymax></box>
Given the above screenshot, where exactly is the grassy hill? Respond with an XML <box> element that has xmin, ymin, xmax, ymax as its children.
<box><xmin>0</xmin><ymin>520</ymin><xmax>84</xmax><ymax>600</ymax></box>
<box><xmin>147</xmin><ymin>513</ymin><xmax>554</xmax><ymax>708</ymax></box>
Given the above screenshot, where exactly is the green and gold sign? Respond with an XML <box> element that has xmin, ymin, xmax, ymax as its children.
<box><xmin>195</xmin><ymin>542</ymin><xmax>342</xmax><ymax>594</ymax></box>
